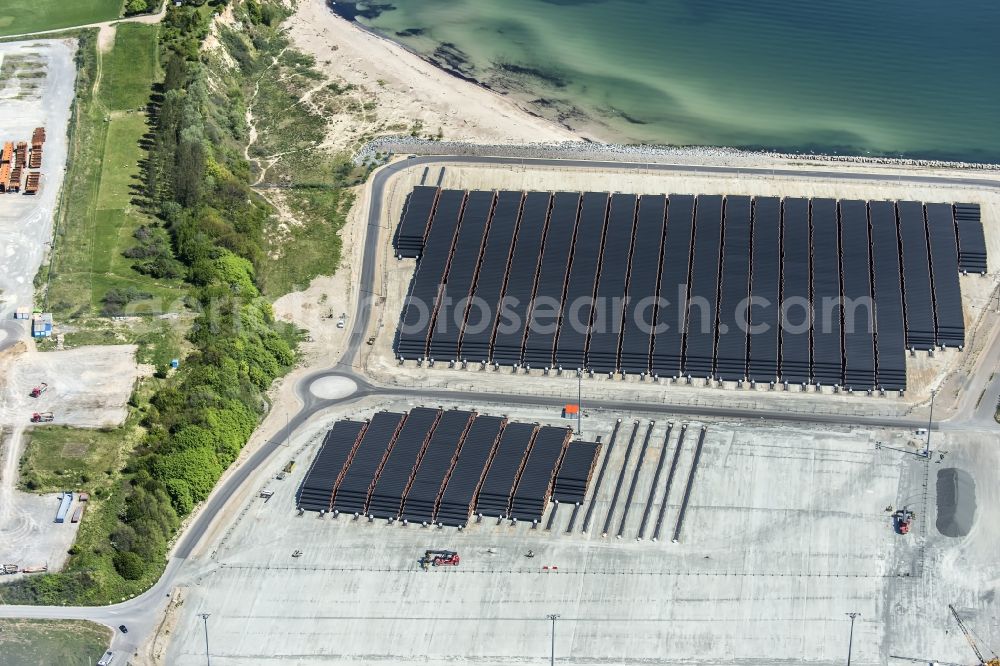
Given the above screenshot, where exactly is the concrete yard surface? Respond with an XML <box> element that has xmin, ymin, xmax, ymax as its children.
<box><xmin>0</xmin><ymin>39</ymin><xmax>76</xmax><ymax>352</ymax></box>
<box><xmin>160</xmin><ymin>401</ymin><xmax>995</xmax><ymax>666</ymax></box>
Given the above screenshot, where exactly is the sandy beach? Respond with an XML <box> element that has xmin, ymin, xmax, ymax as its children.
<box><xmin>285</xmin><ymin>0</ymin><xmax>578</xmax><ymax>150</ymax></box>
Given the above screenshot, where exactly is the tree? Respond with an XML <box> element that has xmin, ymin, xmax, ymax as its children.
<box><xmin>113</xmin><ymin>551</ymin><xmax>145</xmax><ymax>580</ymax></box>
<box><xmin>125</xmin><ymin>0</ymin><xmax>149</xmax><ymax>16</ymax></box>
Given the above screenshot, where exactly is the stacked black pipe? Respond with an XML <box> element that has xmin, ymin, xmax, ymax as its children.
<box><xmin>366</xmin><ymin>408</ymin><xmax>440</xmax><ymax>519</ymax></box>
<box><xmin>394</xmin><ymin>186</ymin><xmax>986</xmax><ymax>392</ymax></box>
<box><xmin>926</xmin><ymin>203</ymin><xmax>965</xmax><ymax>347</ymax></box>
<box><xmin>869</xmin><ymin>201</ymin><xmax>906</xmax><ymax>391</ymax></box>
<box><xmin>296</xmin><ymin>420</ymin><xmax>366</xmax><ymax>512</ymax></box>
<box><xmin>491</xmin><ymin>193</ymin><xmax>551</xmax><ymax>365</ymax></box>
<box><xmin>475</xmin><ymin>422</ymin><xmax>536</xmax><ymax>517</ymax></box>
<box><xmin>458</xmin><ymin>192</ymin><xmax>524</xmax><ymax>362</ymax></box>
<box><xmin>839</xmin><ymin>200</ymin><xmax>875</xmax><ymax>391</ymax></box>
<box><xmin>619</xmin><ymin>195</ymin><xmax>665</xmax><ymax>374</ymax></box>
<box><xmin>716</xmin><ymin>196</ymin><xmax>752</xmax><ymax>382</ymax></box>
<box><xmin>509</xmin><ymin>426</ymin><xmax>571</xmax><ymax>521</ymax></box>
<box><xmin>587</xmin><ymin>194</ymin><xmax>637</xmax><ymax>373</ymax></box>
<box><xmin>898</xmin><ymin>201</ymin><xmax>936</xmax><ymax>350</ymax></box>
<box><xmin>523</xmin><ymin>192</ymin><xmax>581</xmax><ymax>368</ymax></box>
<box><xmin>551</xmin><ymin>441</ymin><xmax>601</xmax><ymax>504</ymax></box>
<box><xmin>747</xmin><ymin>197</ymin><xmax>781</xmax><ymax>383</ymax></box>
<box><xmin>778</xmin><ymin>198</ymin><xmax>811</xmax><ymax>384</ymax></box>
<box><xmin>399</xmin><ymin>410</ymin><xmax>474</xmax><ymax>523</ymax></box>
<box><xmin>434</xmin><ymin>415</ymin><xmax>505</xmax><ymax>526</ymax></box>
<box><xmin>428</xmin><ymin>191</ymin><xmax>496</xmax><ymax>361</ymax></box>
<box><xmin>394</xmin><ymin>186</ymin><xmax>440</xmax><ymax>258</ymax></box>
<box><xmin>954</xmin><ymin>203</ymin><xmax>986</xmax><ymax>274</ymax></box>
<box><xmin>682</xmin><ymin>195</ymin><xmax>724</xmax><ymax>378</ymax></box>
<box><xmin>811</xmin><ymin>198</ymin><xmax>844</xmax><ymax>384</ymax></box>
<box><xmin>555</xmin><ymin>192</ymin><xmax>609</xmax><ymax>370</ymax></box>
<box><xmin>330</xmin><ymin>412</ymin><xmax>405</xmax><ymax>514</ymax></box>
<box><xmin>396</xmin><ymin>190</ymin><xmax>466</xmax><ymax>359</ymax></box>
<box><xmin>651</xmin><ymin>195</ymin><xmax>695</xmax><ymax>377</ymax></box>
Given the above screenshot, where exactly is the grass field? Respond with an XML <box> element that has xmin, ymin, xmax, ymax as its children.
<box><xmin>100</xmin><ymin>23</ymin><xmax>158</xmax><ymax>111</ymax></box>
<box><xmin>46</xmin><ymin>23</ymin><xmax>186</xmax><ymax>316</ymax></box>
<box><xmin>0</xmin><ymin>619</ymin><xmax>111</xmax><ymax>666</ymax></box>
<box><xmin>18</xmin><ymin>426</ymin><xmax>130</xmax><ymax>492</ymax></box>
<box><xmin>0</xmin><ymin>0</ymin><xmax>122</xmax><ymax>37</ymax></box>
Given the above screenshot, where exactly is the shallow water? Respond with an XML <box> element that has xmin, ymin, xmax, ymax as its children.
<box><xmin>334</xmin><ymin>0</ymin><xmax>1000</xmax><ymax>162</ymax></box>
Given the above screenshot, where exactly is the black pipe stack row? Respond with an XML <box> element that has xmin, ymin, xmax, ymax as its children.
<box><xmin>394</xmin><ymin>186</ymin><xmax>439</xmax><ymax>258</ymax></box>
<box><xmin>393</xmin><ymin>187</ymin><xmax>984</xmax><ymax>392</ymax></box>
<box><xmin>298</xmin><ymin>409</ymin><xmax>592</xmax><ymax>528</ymax></box>
<box><xmin>954</xmin><ymin>203</ymin><xmax>987</xmax><ymax>274</ymax></box>
<box><xmin>551</xmin><ymin>441</ymin><xmax>602</xmax><ymax>504</ymax></box>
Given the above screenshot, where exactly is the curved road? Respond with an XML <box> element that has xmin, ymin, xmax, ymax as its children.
<box><xmin>2</xmin><ymin>153</ymin><xmax>999</xmax><ymax>659</ymax></box>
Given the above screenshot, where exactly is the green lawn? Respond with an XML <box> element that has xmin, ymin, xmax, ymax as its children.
<box><xmin>0</xmin><ymin>0</ymin><xmax>122</xmax><ymax>37</ymax></box>
<box><xmin>46</xmin><ymin>26</ymin><xmax>186</xmax><ymax>317</ymax></box>
<box><xmin>18</xmin><ymin>426</ymin><xmax>129</xmax><ymax>492</ymax></box>
<box><xmin>100</xmin><ymin>23</ymin><xmax>159</xmax><ymax>111</ymax></box>
<box><xmin>0</xmin><ymin>619</ymin><xmax>111</xmax><ymax>666</ymax></box>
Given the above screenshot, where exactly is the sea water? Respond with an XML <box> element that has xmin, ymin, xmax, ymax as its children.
<box><xmin>332</xmin><ymin>0</ymin><xmax>1000</xmax><ymax>162</ymax></box>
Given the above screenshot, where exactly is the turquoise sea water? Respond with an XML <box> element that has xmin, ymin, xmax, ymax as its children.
<box><xmin>333</xmin><ymin>0</ymin><xmax>1000</xmax><ymax>162</ymax></box>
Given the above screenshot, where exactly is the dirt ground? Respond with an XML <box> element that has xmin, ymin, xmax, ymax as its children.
<box><xmin>0</xmin><ymin>39</ymin><xmax>76</xmax><ymax>351</ymax></box>
<box><xmin>0</xmin><ymin>344</ymin><xmax>147</xmax><ymax>573</ymax></box>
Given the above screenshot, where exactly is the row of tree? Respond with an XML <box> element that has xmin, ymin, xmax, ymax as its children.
<box><xmin>7</xmin><ymin>0</ymin><xmax>299</xmax><ymax>601</ymax></box>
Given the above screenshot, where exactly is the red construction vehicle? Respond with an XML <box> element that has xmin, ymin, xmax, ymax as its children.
<box><xmin>30</xmin><ymin>383</ymin><xmax>48</xmax><ymax>398</ymax></box>
<box><xmin>30</xmin><ymin>412</ymin><xmax>54</xmax><ymax>423</ymax></box>
<box><xmin>893</xmin><ymin>508</ymin><xmax>915</xmax><ymax>534</ymax></box>
<box><xmin>422</xmin><ymin>550</ymin><xmax>460</xmax><ymax>569</ymax></box>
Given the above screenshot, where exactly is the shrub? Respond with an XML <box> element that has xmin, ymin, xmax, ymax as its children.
<box><xmin>113</xmin><ymin>550</ymin><xmax>145</xmax><ymax>580</ymax></box>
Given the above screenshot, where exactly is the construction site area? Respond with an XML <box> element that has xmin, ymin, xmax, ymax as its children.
<box><xmin>159</xmin><ymin>394</ymin><xmax>998</xmax><ymax>666</ymax></box>
<box><xmin>0</xmin><ymin>39</ymin><xmax>74</xmax><ymax>349</ymax></box>
<box><xmin>0</xmin><ymin>344</ymin><xmax>146</xmax><ymax>574</ymax></box>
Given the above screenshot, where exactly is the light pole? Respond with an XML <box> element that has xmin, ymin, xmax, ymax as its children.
<box><xmin>577</xmin><ymin>371</ymin><xmax>582</xmax><ymax>437</ymax></box>
<box><xmin>198</xmin><ymin>613</ymin><xmax>211</xmax><ymax>666</ymax></box>
<box><xmin>547</xmin><ymin>613</ymin><xmax>560</xmax><ymax>666</ymax></box>
<box><xmin>845</xmin><ymin>612</ymin><xmax>860</xmax><ymax>665</ymax></box>
<box><xmin>925</xmin><ymin>389</ymin><xmax>936</xmax><ymax>457</ymax></box>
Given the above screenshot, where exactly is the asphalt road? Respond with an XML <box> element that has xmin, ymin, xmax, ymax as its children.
<box><xmin>2</xmin><ymin>153</ymin><xmax>999</xmax><ymax>660</ymax></box>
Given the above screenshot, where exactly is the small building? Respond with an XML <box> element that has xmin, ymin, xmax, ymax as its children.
<box><xmin>15</xmin><ymin>306</ymin><xmax>31</xmax><ymax>320</ymax></box>
<box><xmin>32</xmin><ymin>313</ymin><xmax>53</xmax><ymax>338</ymax></box>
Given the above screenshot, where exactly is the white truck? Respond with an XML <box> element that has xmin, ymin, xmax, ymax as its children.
<box><xmin>97</xmin><ymin>650</ymin><xmax>115</xmax><ymax>665</ymax></box>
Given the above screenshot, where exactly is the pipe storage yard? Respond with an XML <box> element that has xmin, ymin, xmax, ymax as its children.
<box><xmin>298</xmin><ymin>408</ymin><xmax>590</xmax><ymax>527</ymax></box>
<box><xmin>296</xmin><ymin>406</ymin><xmax>719</xmax><ymax>541</ymax></box>
<box><xmin>392</xmin><ymin>188</ymin><xmax>987</xmax><ymax>392</ymax></box>
<box><xmin>169</xmin><ymin>397</ymin><xmax>993</xmax><ymax>666</ymax></box>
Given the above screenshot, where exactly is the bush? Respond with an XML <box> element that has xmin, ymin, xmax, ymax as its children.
<box><xmin>113</xmin><ymin>550</ymin><xmax>145</xmax><ymax>580</ymax></box>
<box><xmin>101</xmin><ymin>287</ymin><xmax>154</xmax><ymax>317</ymax></box>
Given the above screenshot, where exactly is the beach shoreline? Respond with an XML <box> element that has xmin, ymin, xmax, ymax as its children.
<box><xmin>321</xmin><ymin>0</ymin><xmax>1000</xmax><ymax>167</ymax></box>
<box><xmin>295</xmin><ymin>1</ymin><xmax>1000</xmax><ymax>171</ymax></box>
<box><xmin>286</xmin><ymin>0</ymin><xmax>576</xmax><ymax>149</ymax></box>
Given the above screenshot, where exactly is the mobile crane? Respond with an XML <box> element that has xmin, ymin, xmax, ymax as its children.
<box><xmin>949</xmin><ymin>604</ymin><xmax>1000</xmax><ymax>666</ymax></box>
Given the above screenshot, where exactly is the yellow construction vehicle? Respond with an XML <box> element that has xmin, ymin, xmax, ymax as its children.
<box><xmin>949</xmin><ymin>604</ymin><xmax>1000</xmax><ymax>666</ymax></box>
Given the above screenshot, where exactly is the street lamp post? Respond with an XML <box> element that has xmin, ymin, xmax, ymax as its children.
<box><xmin>547</xmin><ymin>613</ymin><xmax>560</xmax><ymax>666</ymax></box>
<box><xmin>845</xmin><ymin>612</ymin><xmax>860</xmax><ymax>666</ymax></box>
<box><xmin>925</xmin><ymin>389</ymin><xmax>936</xmax><ymax>457</ymax></box>
<box><xmin>198</xmin><ymin>613</ymin><xmax>211</xmax><ymax>666</ymax></box>
<box><xmin>577</xmin><ymin>371</ymin><xmax>582</xmax><ymax>437</ymax></box>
